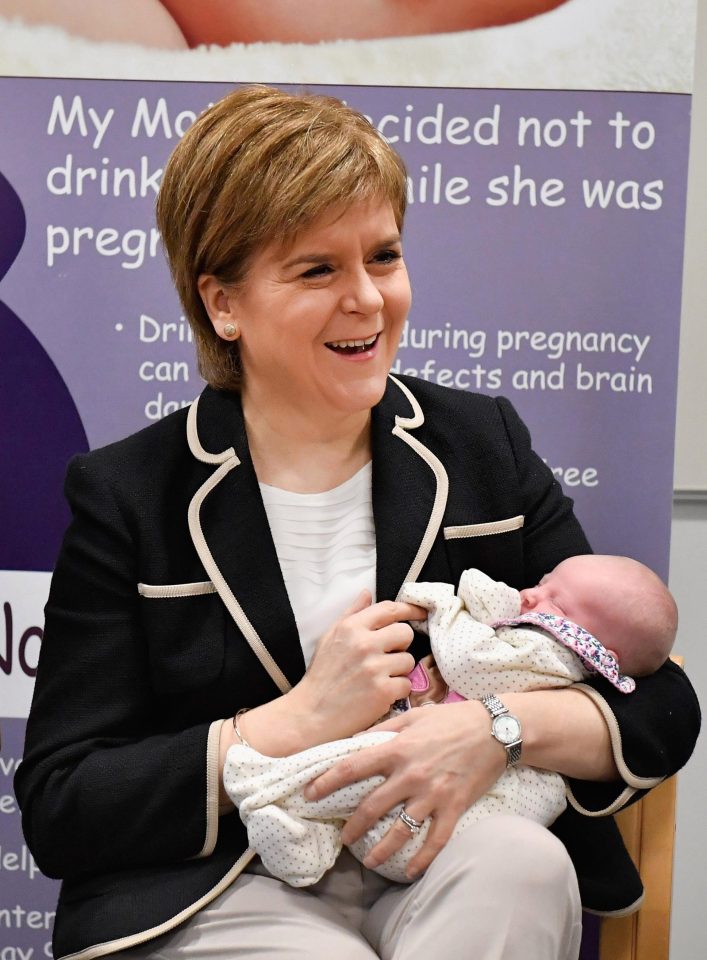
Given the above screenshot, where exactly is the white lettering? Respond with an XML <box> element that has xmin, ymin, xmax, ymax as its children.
<box><xmin>139</xmin><ymin>314</ymin><xmax>193</xmax><ymax>344</ymax></box>
<box><xmin>0</xmin><ymin>757</ymin><xmax>21</xmax><ymax>777</ymax></box>
<box><xmin>46</xmin><ymin>225</ymin><xmax>161</xmax><ymax>270</ymax></box>
<box><xmin>495</xmin><ymin>330</ymin><xmax>651</xmax><ymax>364</ymax></box>
<box><xmin>145</xmin><ymin>393</ymin><xmax>197</xmax><ymax>421</ymax></box>
<box><xmin>486</xmin><ymin>166</ymin><xmax>565</xmax><ymax>207</ymax></box>
<box><xmin>131</xmin><ymin>97</ymin><xmax>172</xmax><ymax>139</ymax></box>
<box><xmin>87</xmin><ymin>105</ymin><xmax>114</xmax><ymax>149</ymax></box>
<box><xmin>518</xmin><ymin>110</ymin><xmax>591</xmax><ymax>148</ymax></box>
<box><xmin>138</xmin><ymin>361</ymin><xmax>189</xmax><ymax>383</ymax></box>
<box><xmin>46</xmin><ymin>95</ymin><xmax>114</xmax><ymax>148</ymax></box>
<box><xmin>0</xmin><ymin>947</ymin><xmax>34</xmax><ymax>960</ymax></box>
<box><xmin>47</xmin><ymin>95</ymin><xmax>87</xmax><ymax>139</ymax></box>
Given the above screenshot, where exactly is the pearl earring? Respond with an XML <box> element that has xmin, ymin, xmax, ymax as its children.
<box><xmin>223</xmin><ymin>323</ymin><xmax>238</xmax><ymax>338</ymax></box>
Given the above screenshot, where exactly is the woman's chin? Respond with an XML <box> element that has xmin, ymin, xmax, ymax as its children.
<box><xmin>326</xmin><ymin>372</ymin><xmax>391</xmax><ymax>419</ymax></box>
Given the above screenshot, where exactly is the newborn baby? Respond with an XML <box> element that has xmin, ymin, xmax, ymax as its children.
<box><xmin>224</xmin><ymin>554</ymin><xmax>676</xmax><ymax>885</ymax></box>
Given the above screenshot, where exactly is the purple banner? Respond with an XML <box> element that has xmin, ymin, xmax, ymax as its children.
<box><xmin>0</xmin><ymin>719</ymin><xmax>58</xmax><ymax>958</ymax></box>
<box><xmin>0</xmin><ymin>77</ymin><xmax>691</xmax><ymax>957</ymax></box>
<box><xmin>0</xmin><ymin>80</ymin><xmax>689</xmax><ymax>575</ymax></box>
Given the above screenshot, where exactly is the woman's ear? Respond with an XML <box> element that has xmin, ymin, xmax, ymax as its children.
<box><xmin>197</xmin><ymin>274</ymin><xmax>240</xmax><ymax>340</ymax></box>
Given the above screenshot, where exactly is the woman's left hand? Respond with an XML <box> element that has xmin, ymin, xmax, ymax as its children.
<box><xmin>304</xmin><ymin>700</ymin><xmax>506</xmax><ymax>879</ymax></box>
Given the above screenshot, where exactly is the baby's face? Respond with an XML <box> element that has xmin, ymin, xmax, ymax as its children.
<box><xmin>519</xmin><ymin>556</ymin><xmax>610</xmax><ymax>643</ymax></box>
<box><xmin>519</xmin><ymin>578</ymin><xmax>567</xmax><ymax>620</ymax></box>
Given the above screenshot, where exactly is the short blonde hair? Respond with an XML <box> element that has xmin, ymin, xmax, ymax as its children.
<box><xmin>156</xmin><ymin>85</ymin><xmax>408</xmax><ymax>391</ymax></box>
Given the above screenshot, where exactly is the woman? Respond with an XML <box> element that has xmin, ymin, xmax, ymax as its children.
<box><xmin>15</xmin><ymin>86</ymin><xmax>700</xmax><ymax>960</ymax></box>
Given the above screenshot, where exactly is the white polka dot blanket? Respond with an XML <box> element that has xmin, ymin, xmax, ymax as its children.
<box><xmin>224</xmin><ymin>569</ymin><xmax>600</xmax><ymax>886</ymax></box>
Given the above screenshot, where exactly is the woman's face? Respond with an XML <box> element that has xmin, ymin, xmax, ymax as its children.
<box><xmin>212</xmin><ymin>199</ymin><xmax>411</xmax><ymax>428</ymax></box>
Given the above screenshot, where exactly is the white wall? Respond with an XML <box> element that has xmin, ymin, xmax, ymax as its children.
<box><xmin>669</xmin><ymin>504</ymin><xmax>707</xmax><ymax>959</ymax></box>
<box><xmin>674</xmin><ymin>0</ymin><xmax>707</xmax><ymax>491</ymax></box>
<box><xmin>669</xmin><ymin>1</ymin><xmax>707</xmax><ymax>956</ymax></box>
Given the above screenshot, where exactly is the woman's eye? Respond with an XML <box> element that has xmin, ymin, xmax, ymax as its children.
<box><xmin>301</xmin><ymin>263</ymin><xmax>333</xmax><ymax>279</ymax></box>
<box><xmin>372</xmin><ymin>248</ymin><xmax>401</xmax><ymax>265</ymax></box>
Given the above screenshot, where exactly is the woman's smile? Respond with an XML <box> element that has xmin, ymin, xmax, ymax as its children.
<box><xmin>324</xmin><ymin>331</ymin><xmax>381</xmax><ymax>357</ymax></box>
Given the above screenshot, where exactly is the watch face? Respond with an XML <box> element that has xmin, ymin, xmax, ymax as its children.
<box><xmin>493</xmin><ymin>715</ymin><xmax>521</xmax><ymax>745</ymax></box>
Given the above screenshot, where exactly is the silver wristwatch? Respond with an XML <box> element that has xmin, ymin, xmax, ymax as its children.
<box><xmin>481</xmin><ymin>694</ymin><xmax>522</xmax><ymax>767</ymax></box>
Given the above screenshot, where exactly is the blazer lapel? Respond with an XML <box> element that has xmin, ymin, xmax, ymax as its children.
<box><xmin>185</xmin><ymin>377</ymin><xmax>450</xmax><ymax>690</ymax></box>
<box><xmin>372</xmin><ymin>376</ymin><xmax>449</xmax><ymax>602</ymax></box>
<box><xmin>186</xmin><ymin>388</ymin><xmax>304</xmax><ymax>693</ymax></box>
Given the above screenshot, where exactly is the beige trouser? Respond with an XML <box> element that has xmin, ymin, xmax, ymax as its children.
<box><xmin>111</xmin><ymin>815</ymin><xmax>583</xmax><ymax>959</ymax></box>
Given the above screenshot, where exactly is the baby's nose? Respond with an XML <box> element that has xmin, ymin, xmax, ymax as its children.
<box><xmin>519</xmin><ymin>588</ymin><xmax>537</xmax><ymax>610</ymax></box>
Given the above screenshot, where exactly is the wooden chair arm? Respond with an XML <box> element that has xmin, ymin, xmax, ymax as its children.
<box><xmin>599</xmin><ymin>655</ymin><xmax>682</xmax><ymax>960</ymax></box>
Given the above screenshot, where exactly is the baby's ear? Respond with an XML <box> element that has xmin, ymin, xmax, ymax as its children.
<box><xmin>605</xmin><ymin>648</ymin><xmax>619</xmax><ymax>662</ymax></box>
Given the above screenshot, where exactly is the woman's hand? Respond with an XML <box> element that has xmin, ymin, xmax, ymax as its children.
<box><xmin>292</xmin><ymin>590</ymin><xmax>426</xmax><ymax>736</ymax></box>
<box><xmin>227</xmin><ymin>591</ymin><xmax>425</xmax><ymax>761</ymax></box>
<box><xmin>303</xmin><ymin>699</ymin><xmax>507</xmax><ymax>878</ymax></box>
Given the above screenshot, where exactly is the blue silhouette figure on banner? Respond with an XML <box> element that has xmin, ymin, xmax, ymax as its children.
<box><xmin>0</xmin><ymin>171</ymin><xmax>88</xmax><ymax>571</ymax></box>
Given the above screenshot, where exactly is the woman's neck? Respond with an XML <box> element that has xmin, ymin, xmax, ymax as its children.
<box><xmin>242</xmin><ymin>396</ymin><xmax>372</xmax><ymax>493</ymax></box>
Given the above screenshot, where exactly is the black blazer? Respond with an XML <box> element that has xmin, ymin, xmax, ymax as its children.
<box><xmin>15</xmin><ymin>376</ymin><xmax>700</xmax><ymax>959</ymax></box>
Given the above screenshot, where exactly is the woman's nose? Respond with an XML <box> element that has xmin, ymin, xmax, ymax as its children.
<box><xmin>341</xmin><ymin>268</ymin><xmax>384</xmax><ymax>315</ymax></box>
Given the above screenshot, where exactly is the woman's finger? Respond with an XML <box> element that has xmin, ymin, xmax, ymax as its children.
<box><xmin>304</xmin><ymin>740</ymin><xmax>394</xmax><ymax>802</ymax></box>
<box><xmin>371</xmin><ymin>706</ymin><xmax>424</xmax><ymax>734</ymax></box>
<box><xmin>358</xmin><ymin>621</ymin><xmax>414</xmax><ymax>655</ymax></box>
<box><xmin>404</xmin><ymin>809</ymin><xmax>460</xmax><ymax>879</ymax></box>
<box><xmin>360</xmin><ymin>803</ymin><xmax>433</xmax><ymax>871</ymax></box>
<box><xmin>339</xmin><ymin>773</ymin><xmax>415</xmax><ymax>844</ymax></box>
<box><xmin>382</xmin><ymin>650</ymin><xmax>416</xmax><ymax>679</ymax></box>
<box><xmin>358</xmin><ymin>798</ymin><xmax>465</xmax><ymax>877</ymax></box>
<box><xmin>355</xmin><ymin>600</ymin><xmax>428</xmax><ymax>630</ymax></box>
<box><xmin>340</xmin><ymin>589</ymin><xmax>372</xmax><ymax>618</ymax></box>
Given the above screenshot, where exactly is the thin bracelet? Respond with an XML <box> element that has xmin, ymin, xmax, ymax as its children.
<box><xmin>232</xmin><ymin>708</ymin><xmax>252</xmax><ymax>748</ymax></box>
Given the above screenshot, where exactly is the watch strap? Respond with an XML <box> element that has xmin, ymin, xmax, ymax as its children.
<box><xmin>506</xmin><ymin>741</ymin><xmax>522</xmax><ymax>766</ymax></box>
<box><xmin>481</xmin><ymin>694</ymin><xmax>522</xmax><ymax>768</ymax></box>
<box><xmin>481</xmin><ymin>693</ymin><xmax>508</xmax><ymax>718</ymax></box>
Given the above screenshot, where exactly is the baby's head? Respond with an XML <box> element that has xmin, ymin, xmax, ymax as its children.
<box><xmin>519</xmin><ymin>554</ymin><xmax>677</xmax><ymax>677</ymax></box>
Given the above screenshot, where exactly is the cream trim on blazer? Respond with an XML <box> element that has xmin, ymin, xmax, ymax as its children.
<box><xmin>568</xmin><ymin>683</ymin><xmax>664</xmax><ymax>813</ymax></box>
<box><xmin>388</xmin><ymin>376</ymin><xmax>449</xmax><ymax>590</ymax></box>
<box><xmin>187</xmin><ymin>398</ymin><xmax>235</xmax><ymax>465</ymax></box>
<box><xmin>187</xmin><ymin>458</ymin><xmax>292</xmax><ymax>697</ymax></box>
<box><xmin>444</xmin><ymin>515</ymin><xmax>525</xmax><ymax>540</ymax></box>
<box><xmin>137</xmin><ymin>581</ymin><xmax>217</xmax><ymax>598</ymax></box>
<box><xmin>186</xmin><ymin>395</ymin><xmax>292</xmax><ymax>696</ymax></box>
<box><xmin>58</xmin><ymin>849</ymin><xmax>258</xmax><ymax>960</ymax></box>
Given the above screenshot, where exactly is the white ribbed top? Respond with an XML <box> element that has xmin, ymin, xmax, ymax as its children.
<box><xmin>259</xmin><ymin>462</ymin><xmax>377</xmax><ymax>665</ymax></box>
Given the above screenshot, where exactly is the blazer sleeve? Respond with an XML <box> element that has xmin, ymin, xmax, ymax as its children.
<box><xmin>496</xmin><ymin>396</ymin><xmax>701</xmax><ymax>811</ymax></box>
<box><xmin>14</xmin><ymin>453</ymin><xmax>223</xmax><ymax>881</ymax></box>
<box><xmin>565</xmin><ymin>661</ymin><xmax>701</xmax><ymax>815</ymax></box>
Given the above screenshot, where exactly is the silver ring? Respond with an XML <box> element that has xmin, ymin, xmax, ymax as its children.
<box><xmin>399</xmin><ymin>808</ymin><xmax>425</xmax><ymax>835</ymax></box>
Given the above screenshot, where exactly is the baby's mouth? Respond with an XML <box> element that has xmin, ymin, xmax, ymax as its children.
<box><xmin>325</xmin><ymin>332</ymin><xmax>379</xmax><ymax>355</ymax></box>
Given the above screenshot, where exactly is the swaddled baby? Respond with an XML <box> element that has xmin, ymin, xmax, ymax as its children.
<box><xmin>224</xmin><ymin>554</ymin><xmax>676</xmax><ymax>885</ymax></box>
